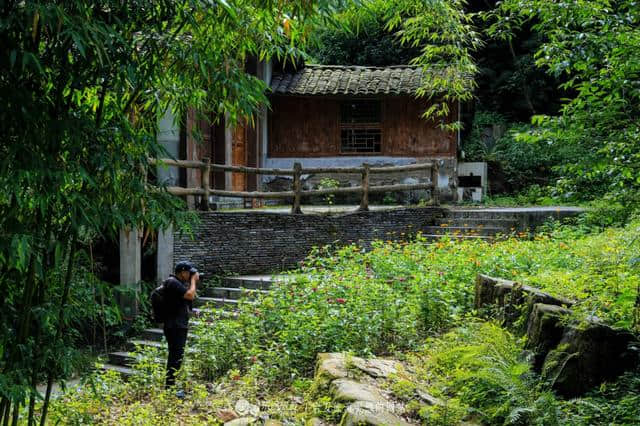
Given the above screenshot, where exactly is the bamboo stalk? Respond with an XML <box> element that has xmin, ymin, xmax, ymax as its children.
<box><xmin>40</xmin><ymin>238</ymin><xmax>77</xmax><ymax>426</ymax></box>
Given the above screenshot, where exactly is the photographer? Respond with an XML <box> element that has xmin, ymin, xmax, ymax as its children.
<box><xmin>163</xmin><ymin>260</ymin><xmax>199</xmax><ymax>397</ymax></box>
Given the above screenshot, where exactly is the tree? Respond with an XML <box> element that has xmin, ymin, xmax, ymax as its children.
<box><xmin>489</xmin><ymin>0</ymin><xmax>640</xmax><ymax>204</ymax></box>
<box><xmin>0</xmin><ymin>1</ymin><xmax>325</xmax><ymax>424</ymax></box>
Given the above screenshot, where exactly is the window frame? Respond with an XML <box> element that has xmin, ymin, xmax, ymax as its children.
<box><xmin>338</xmin><ymin>99</ymin><xmax>384</xmax><ymax>155</ymax></box>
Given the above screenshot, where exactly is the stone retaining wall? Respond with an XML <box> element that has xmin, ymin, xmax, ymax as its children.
<box><xmin>174</xmin><ymin>207</ymin><xmax>444</xmax><ymax>276</ymax></box>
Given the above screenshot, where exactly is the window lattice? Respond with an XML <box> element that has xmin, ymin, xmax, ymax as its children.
<box><xmin>340</xmin><ymin>101</ymin><xmax>382</xmax><ymax>153</ymax></box>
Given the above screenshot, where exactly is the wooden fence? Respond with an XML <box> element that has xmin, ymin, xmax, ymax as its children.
<box><xmin>151</xmin><ymin>158</ymin><xmax>439</xmax><ymax>214</ymax></box>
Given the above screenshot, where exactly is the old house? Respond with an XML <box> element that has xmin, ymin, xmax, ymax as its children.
<box><xmin>156</xmin><ymin>62</ymin><xmax>458</xmax><ymax>205</ymax></box>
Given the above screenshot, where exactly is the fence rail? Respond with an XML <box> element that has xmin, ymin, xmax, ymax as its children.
<box><xmin>151</xmin><ymin>157</ymin><xmax>439</xmax><ymax>213</ymax></box>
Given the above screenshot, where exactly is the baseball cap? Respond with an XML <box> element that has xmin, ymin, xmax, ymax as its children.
<box><xmin>175</xmin><ymin>261</ymin><xmax>198</xmax><ymax>274</ymax></box>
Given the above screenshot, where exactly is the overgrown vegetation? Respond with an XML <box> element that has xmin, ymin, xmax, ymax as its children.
<box><xmin>43</xmin><ymin>219</ymin><xmax>640</xmax><ymax>424</ymax></box>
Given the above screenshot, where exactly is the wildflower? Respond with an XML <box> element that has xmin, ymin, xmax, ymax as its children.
<box><xmin>335</xmin><ymin>298</ymin><xmax>346</xmax><ymax>304</ymax></box>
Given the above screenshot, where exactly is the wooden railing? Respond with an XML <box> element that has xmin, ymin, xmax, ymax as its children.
<box><xmin>151</xmin><ymin>158</ymin><xmax>439</xmax><ymax>213</ymax></box>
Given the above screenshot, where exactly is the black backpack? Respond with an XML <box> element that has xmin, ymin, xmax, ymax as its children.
<box><xmin>150</xmin><ymin>281</ymin><xmax>168</xmax><ymax>323</ymax></box>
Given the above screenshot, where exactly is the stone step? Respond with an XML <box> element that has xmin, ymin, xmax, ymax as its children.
<box><xmin>140</xmin><ymin>327</ymin><xmax>165</xmax><ymax>341</ymax></box>
<box><xmin>99</xmin><ymin>363</ymin><xmax>137</xmax><ymax>377</ymax></box>
<box><xmin>443</xmin><ymin>210</ymin><xmax>521</xmax><ymax>220</ymax></box>
<box><xmin>127</xmin><ymin>339</ymin><xmax>166</xmax><ymax>351</ymax></box>
<box><xmin>423</xmin><ymin>226</ymin><xmax>506</xmax><ymax>236</ymax></box>
<box><xmin>107</xmin><ymin>351</ymin><xmax>166</xmax><ymax>367</ymax></box>
<box><xmin>205</xmin><ymin>287</ymin><xmax>269</xmax><ymax>300</ymax></box>
<box><xmin>194</xmin><ymin>296</ymin><xmax>242</xmax><ymax>309</ymax></box>
<box><xmin>434</xmin><ymin>217</ymin><xmax>519</xmax><ymax>228</ymax></box>
<box><xmin>222</xmin><ymin>275</ymin><xmax>277</xmax><ymax>290</ymax></box>
<box><xmin>422</xmin><ymin>234</ymin><xmax>493</xmax><ymax>241</ymax></box>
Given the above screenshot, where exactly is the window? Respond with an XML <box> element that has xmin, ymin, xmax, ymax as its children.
<box><xmin>340</xmin><ymin>101</ymin><xmax>382</xmax><ymax>153</ymax></box>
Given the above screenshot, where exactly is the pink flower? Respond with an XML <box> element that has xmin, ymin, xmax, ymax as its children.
<box><xmin>335</xmin><ymin>298</ymin><xmax>346</xmax><ymax>304</ymax></box>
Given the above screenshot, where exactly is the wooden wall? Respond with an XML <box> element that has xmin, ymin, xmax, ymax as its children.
<box><xmin>269</xmin><ymin>95</ymin><xmax>456</xmax><ymax>158</ymax></box>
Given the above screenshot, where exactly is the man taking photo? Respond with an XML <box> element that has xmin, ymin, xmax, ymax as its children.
<box><xmin>162</xmin><ymin>260</ymin><xmax>199</xmax><ymax>397</ymax></box>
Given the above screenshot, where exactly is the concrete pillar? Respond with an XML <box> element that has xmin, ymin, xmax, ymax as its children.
<box><xmin>156</xmin><ymin>108</ymin><xmax>179</xmax><ymax>284</ymax></box>
<box><xmin>156</xmin><ymin>225</ymin><xmax>174</xmax><ymax>283</ymax></box>
<box><xmin>157</xmin><ymin>107</ymin><xmax>180</xmax><ymax>186</ymax></box>
<box><xmin>119</xmin><ymin>227</ymin><xmax>142</xmax><ymax>319</ymax></box>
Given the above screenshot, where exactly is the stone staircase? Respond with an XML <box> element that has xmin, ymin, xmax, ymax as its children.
<box><xmin>421</xmin><ymin>209</ymin><xmax>521</xmax><ymax>241</ymax></box>
<box><xmin>99</xmin><ymin>275</ymin><xmax>277</xmax><ymax>376</ymax></box>
<box><xmin>99</xmin><ymin>210</ymin><xmax>527</xmax><ymax>376</ymax></box>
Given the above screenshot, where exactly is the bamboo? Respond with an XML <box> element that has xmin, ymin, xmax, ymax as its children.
<box><xmin>358</xmin><ymin>164</ymin><xmax>370</xmax><ymax>211</ymax></box>
<box><xmin>40</xmin><ymin>238</ymin><xmax>77</xmax><ymax>426</ymax></box>
<box><xmin>291</xmin><ymin>162</ymin><xmax>303</xmax><ymax>214</ymax></box>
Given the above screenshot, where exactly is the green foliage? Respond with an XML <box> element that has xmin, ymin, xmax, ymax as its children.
<box><xmin>418</xmin><ymin>322</ymin><xmax>559</xmax><ymax>425</ymax></box>
<box><xmin>306</xmin><ymin>0</ymin><xmax>481</xmax><ymax>128</ymax></box>
<box><xmin>0</xmin><ymin>0</ymin><xmax>327</xmax><ymax>422</ymax></box>
<box><xmin>307</xmin><ymin>0</ymin><xmax>421</xmax><ymax>66</ymax></box>
<box><xmin>463</xmin><ymin>111</ymin><xmax>581</xmax><ymax>195</ymax></box>
<box><xmin>317</xmin><ymin>177</ymin><xmax>340</xmax><ymax>206</ymax></box>
<box><xmin>184</xmin><ymin>221</ymin><xmax>640</xmax><ymax>388</ymax></box>
<box><xmin>487</xmin><ymin>0</ymin><xmax>640</xmax><ymax>205</ymax></box>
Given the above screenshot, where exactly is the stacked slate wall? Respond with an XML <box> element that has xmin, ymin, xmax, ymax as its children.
<box><xmin>173</xmin><ymin>207</ymin><xmax>444</xmax><ymax>276</ymax></box>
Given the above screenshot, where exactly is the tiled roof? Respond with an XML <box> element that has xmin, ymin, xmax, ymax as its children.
<box><xmin>270</xmin><ymin>65</ymin><xmax>425</xmax><ymax>96</ymax></box>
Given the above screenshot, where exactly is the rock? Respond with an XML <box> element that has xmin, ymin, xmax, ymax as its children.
<box><xmin>316</xmin><ymin>353</ymin><xmax>350</xmax><ymax>380</ymax></box>
<box><xmin>542</xmin><ymin>321</ymin><xmax>639</xmax><ymax>397</ymax></box>
<box><xmin>306</xmin><ymin>418</ymin><xmax>327</xmax><ymax>426</ymax></box>
<box><xmin>526</xmin><ymin>303</ymin><xmax>572</xmax><ymax>371</ymax></box>
<box><xmin>331</xmin><ymin>379</ymin><xmax>387</xmax><ymax>403</ymax></box>
<box><xmin>224</xmin><ymin>418</ymin><xmax>256</xmax><ymax>426</ymax></box>
<box><xmin>264</xmin><ymin>420</ymin><xmax>283</xmax><ymax>426</ymax></box>
<box><xmin>316</xmin><ymin>353</ymin><xmax>401</xmax><ymax>380</ymax></box>
<box><xmin>415</xmin><ymin>389</ymin><xmax>443</xmax><ymax>406</ymax></box>
<box><xmin>475</xmin><ymin>274</ymin><xmax>574</xmax><ymax>324</ymax></box>
<box><xmin>234</xmin><ymin>399</ymin><xmax>260</xmax><ymax>417</ymax></box>
<box><xmin>289</xmin><ymin>395</ymin><xmax>304</xmax><ymax>404</ymax></box>
<box><xmin>474</xmin><ymin>274</ymin><xmax>517</xmax><ymax>311</ymax></box>
<box><xmin>216</xmin><ymin>408</ymin><xmax>239</xmax><ymax>422</ymax></box>
<box><xmin>340</xmin><ymin>401</ymin><xmax>411</xmax><ymax>426</ymax></box>
<box><xmin>352</xmin><ymin>358</ymin><xmax>401</xmax><ymax>378</ymax></box>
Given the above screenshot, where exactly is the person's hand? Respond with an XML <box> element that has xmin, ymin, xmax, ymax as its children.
<box><xmin>191</xmin><ymin>272</ymin><xmax>200</xmax><ymax>283</ymax></box>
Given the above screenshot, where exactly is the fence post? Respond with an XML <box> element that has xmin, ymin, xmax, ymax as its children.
<box><xmin>201</xmin><ymin>157</ymin><xmax>210</xmax><ymax>211</ymax></box>
<box><xmin>358</xmin><ymin>163</ymin><xmax>370</xmax><ymax>211</ymax></box>
<box><xmin>431</xmin><ymin>161</ymin><xmax>440</xmax><ymax>206</ymax></box>
<box><xmin>291</xmin><ymin>162</ymin><xmax>303</xmax><ymax>214</ymax></box>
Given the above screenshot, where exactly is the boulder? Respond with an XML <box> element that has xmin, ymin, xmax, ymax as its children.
<box><xmin>415</xmin><ymin>389</ymin><xmax>443</xmax><ymax>406</ymax></box>
<box><xmin>526</xmin><ymin>303</ymin><xmax>572</xmax><ymax>371</ymax></box>
<box><xmin>234</xmin><ymin>399</ymin><xmax>259</xmax><ymax>417</ymax></box>
<box><xmin>475</xmin><ymin>274</ymin><xmax>574</xmax><ymax>325</ymax></box>
<box><xmin>316</xmin><ymin>353</ymin><xmax>350</xmax><ymax>380</ymax></box>
<box><xmin>331</xmin><ymin>379</ymin><xmax>387</xmax><ymax>403</ymax></box>
<box><xmin>216</xmin><ymin>408</ymin><xmax>239</xmax><ymax>422</ymax></box>
<box><xmin>340</xmin><ymin>401</ymin><xmax>411</xmax><ymax>426</ymax></box>
<box><xmin>542</xmin><ymin>321</ymin><xmax>639</xmax><ymax>397</ymax></box>
<box><xmin>316</xmin><ymin>353</ymin><xmax>401</xmax><ymax>380</ymax></box>
<box><xmin>224</xmin><ymin>418</ymin><xmax>256</xmax><ymax>426</ymax></box>
<box><xmin>352</xmin><ymin>358</ymin><xmax>401</xmax><ymax>378</ymax></box>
